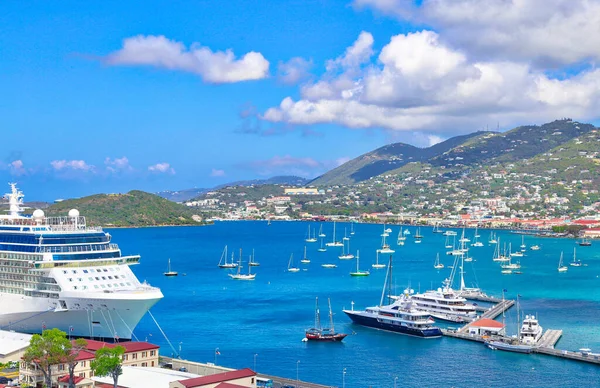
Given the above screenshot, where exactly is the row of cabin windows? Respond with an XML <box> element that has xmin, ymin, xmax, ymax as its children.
<box><xmin>62</xmin><ymin>267</ymin><xmax>121</xmax><ymax>275</ymax></box>
<box><xmin>0</xmin><ymin>234</ymin><xmax>108</xmax><ymax>245</ymax></box>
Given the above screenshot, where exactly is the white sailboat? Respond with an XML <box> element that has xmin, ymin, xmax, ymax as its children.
<box><xmin>249</xmin><ymin>249</ymin><xmax>260</xmax><ymax>267</ymax></box>
<box><xmin>218</xmin><ymin>245</ymin><xmax>238</xmax><ymax>269</ymax></box>
<box><xmin>318</xmin><ymin>224</ymin><xmax>326</xmax><ymax>238</ymax></box>
<box><xmin>339</xmin><ymin>238</ymin><xmax>355</xmax><ymax>259</ymax></box>
<box><xmin>164</xmin><ymin>258</ymin><xmax>178</xmax><ymax>276</ymax></box>
<box><xmin>378</xmin><ymin>225</ymin><xmax>395</xmax><ymax>254</ymax></box>
<box><xmin>287</xmin><ymin>253</ymin><xmax>300</xmax><ymax>272</ymax></box>
<box><xmin>300</xmin><ymin>246</ymin><xmax>311</xmax><ymax>264</ymax></box>
<box><xmin>350</xmin><ymin>222</ymin><xmax>355</xmax><ymax>236</ymax></box>
<box><xmin>350</xmin><ymin>250</ymin><xmax>370</xmax><ymax>276</ymax></box>
<box><xmin>488</xmin><ymin>231</ymin><xmax>498</xmax><ymax>244</ymax></box>
<box><xmin>372</xmin><ymin>250</ymin><xmax>386</xmax><ymax>269</ymax></box>
<box><xmin>492</xmin><ymin>238</ymin><xmax>509</xmax><ymax>262</ymax></box>
<box><xmin>445</xmin><ymin>235</ymin><xmax>453</xmax><ymax>249</ymax></box>
<box><xmin>229</xmin><ymin>249</ymin><xmax>256</xmax><ymax>280</ymax></box>
<box><xmin>342</xmin><ymin>227</ymin><xmax>350</xmax><ymax>241</ymax></box>
<box><xmin>510</xmin><ymin>242</ymin><xmax>524</xmax><ymax>257</ymax></box>
<box><xmin>520</xmin><ymin>235</ymin><xmax>526</xmax><ymax>251</ymax></box>
<box><xmin>570</xmin><ymin>247</ymin><xmax>582</xmax><ymax>267</ymax></box>
<box><xmin>434</xmin><ymin>253</ymin><xmax>444</xmax><ymax>269</ymax></box>
<box><xmin>471</xmin><ymin>225</ymin><xmax>483</xmax><ymax>247</ymax></box>
<box><xmin>558</xmin><ymin>252</ymin><xmax>568</xmax><ymax>272</ymax></box>
<box><xmin>318</xmin><ymin>236</ymin><xmax>327</xmax><ymax>252</ymax></box>
<box><xmin>325</xmin><ymin>221</ymin><xmax>343</xmax><ymax>247</ymax></box>
<box><xmin>305</xmin><ymin>225</ymin><xmax>317</xmax><ymax>243</ymax></box>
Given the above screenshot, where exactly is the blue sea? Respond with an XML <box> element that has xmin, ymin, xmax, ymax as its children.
<box><xmin>110</xmin><ymin>222</ymin><xmax>600</xmax><ymax>387</ymax></box>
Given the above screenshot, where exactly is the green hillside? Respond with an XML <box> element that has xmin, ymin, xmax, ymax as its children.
<box><xmin>46</xmin><ymin>190</ymin><xmax>204</xmax><ymax>227</ymax></box>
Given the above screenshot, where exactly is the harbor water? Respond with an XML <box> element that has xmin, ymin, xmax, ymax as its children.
<box><xmin>113</xmin><ymin>222</ymin><xmax>600</xmax><ymax>387</ymax></box>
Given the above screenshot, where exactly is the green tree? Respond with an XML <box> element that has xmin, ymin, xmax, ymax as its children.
<box><xmin>90</xmin><ymin>346</ymin><xmax>125</xmax><ymax>388</ymax></box>
<box><xmin>66</xmin><ymin>338</ymin><xmax>88</xmax><ymax>388</ymax></box>
<box><xmin>22</xmin><ymin>328</ymin><xmax>71</xmax><ymax>388</ymax></box>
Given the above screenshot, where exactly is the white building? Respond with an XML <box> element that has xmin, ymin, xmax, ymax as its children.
<box><xmin>0</xmin><ymin>329</ymin><xmax>32</xmax><ymax>363</ymax></box>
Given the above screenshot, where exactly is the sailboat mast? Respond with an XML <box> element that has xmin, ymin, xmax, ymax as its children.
<box><xmin>388</xmin><ymin>255</ymin><xmax>393</xmax><ymax>304</ymax></box>
<box><xmin>315</xmin><ymin>297</ymin><xmax>321</xmax><ymax>330</ymax></box>
<box><xmin>380</xmin><ymin>257</ymin><xmax>391</xmax><ymax>306</ymax></box>
<box><xmin>328</xmin><ymin>298</ymin><xmax>334</xmax><ymax>332</ymax></box>
<box><xmin>460</xmin><ymin>250</ymin><xmax>466</xmax><ymax>291</ymax></box>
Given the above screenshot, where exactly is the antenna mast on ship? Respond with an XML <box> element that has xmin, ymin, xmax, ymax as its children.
<box><xmin>4</xmin><ymin>183</ymin><xmax>24</xmax><ymax>217</ymax></box>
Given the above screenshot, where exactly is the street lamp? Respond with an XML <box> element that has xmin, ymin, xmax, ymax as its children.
<box><xmin>253</xmin><ymin>354</ymin><xmax>258</xmax><ymax>372</ymax></box>
<box><xmin>296</xmin><ymin>360</ymin><xmax>300</xmax><ymax>382</ymax></box>
<box><xmin>342</xmin><ymin>368</ymin><xmax>347</xmax><ymax>388</ymax></box>
<box><xmin>394</xmin><ymin>376</ymin><xmax>398</xmax><ymax>388</ymax></box>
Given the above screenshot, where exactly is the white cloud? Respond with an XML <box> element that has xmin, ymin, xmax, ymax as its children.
<box><xmin>148</xmin><ymin>162</ymin><xmax>175</xmax><ymax>174</ymax></box>
<box><xmin>354</xmin><ymin>0</ymin><xmax>600</xmax><ymax>66</ymax></box>
<box><xmin>51</xmin><ymin>160</ymin><xmax>95</xmax><ymax>172</ymax></box>
<box><xmin>105</xmin><ymin>35</ymin><xmax>270</xmax><ymax>83</ymax></box>
<box><xmin>8</xmin><ymin>160</ymin><xmax>26</xmax><ymax>176</ymax></box>
<box><xmin>277</xmin><ymin>57</ymin><xmax>313</xmax><ymax>85</ymax></box>
<box><xmin>427</xmin><ymin>135</ymin><xmax>444</xmax><ymax>146</ymax></box>
<box><xmin>326</xmin><ymin>31</ymin><xmax>374</xmax><ymax>71</ymax></box>
<box><xmin>262</xmin><ymin>30</ymin><xmax>600</xmax><ymax>134</ymax></box>
<box><xmin>105</xmin><ymin>156</ymin><xmax>132</xmax><ymax>173</ymax></box>
<box><xmin>210</xmin><ymin>168</ymin><xmax>226</xmax><ymax>177</ymax></box>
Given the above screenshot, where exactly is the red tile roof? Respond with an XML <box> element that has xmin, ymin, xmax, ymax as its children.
<box><xmin>177</xmin><ymin>368</ymin><xmax>256</xmax><ymax>388</ymax></box>
<box><xmin>77</xmin><ymin>339</ymin><xmax>159</xmax><ymax>353</ymax></box>
<box><xmin>58</xmin><ymin>375</ymin><xmax>86</xmax><ymax>383</ymax></box>
<box><xmin>471</xmin><ymin>318</ymin><xmax>505</xmax><ymax>328</ymax></box>
<box><xmin>74</xmin><ymin>350</ymin><xmax>96</xmax><ymax>361</ymax></box>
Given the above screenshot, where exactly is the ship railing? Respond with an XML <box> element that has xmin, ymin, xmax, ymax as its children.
<box><xmin>36</xmin><ymin>244</ymin><xmax>120</xmax><ymax>254</ymax></box>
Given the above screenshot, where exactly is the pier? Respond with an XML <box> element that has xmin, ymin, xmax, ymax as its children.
<box><xmin>457</xmin><ymin>299</ymin><xmax>514</xmax><ymax>333</ymax></box>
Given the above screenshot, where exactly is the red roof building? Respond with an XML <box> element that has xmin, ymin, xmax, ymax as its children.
<box><xmin>468</xmin><ymin>318</ymin><xmax>506</xmax><ymax>337</ymax></box>
<box><xmin>170</xmin><ymin>368</ymin><xmax>257</xmax><ymax>388</ymax></box>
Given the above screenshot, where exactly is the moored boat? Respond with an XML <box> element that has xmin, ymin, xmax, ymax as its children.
<box><xmin>305</xmin><ymin>297</ymin><xmax>347</xmax><ymax>342</ymax></box>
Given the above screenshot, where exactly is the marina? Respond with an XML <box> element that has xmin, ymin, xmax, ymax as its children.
<box><xmin>41</xmin><ymin>221</ymin><xmax>600</xmax><ymax>386</ymax></box>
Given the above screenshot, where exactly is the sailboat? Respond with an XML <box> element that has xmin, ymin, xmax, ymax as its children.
<box><xmin>579</xmin><ymin>238</ymin><xmax>592</xmax><ymax>247</ymax></box>
<box><xmin>510</xmin><ymin>243</ymin><xmax>524</xmax><ymax>257</ymax></box>
<box><xmin>397</xmin><ymin>227</ymin><xmax>406</xmax><ymax>245</ymax></box>
<box><xmin>305</xmin><ymin>225</ymin><xmax>317</xmax><ymax>243</ymax></box>
<box><xmin>378</xmin><ymin>225</ymin><xmax>395</xmax><ymax>254</ymax></box>
<box><xmin>350</xmin><ymin>250</ymin><xmax>370</xmax><ymax>276</ymax></box>
<box><xmin>325</xmin><ymin>221</ymin><xmax>343</xmax><ymax>247</ymax></box>
<box><xmin>248</xmin><ymin>249</ymin><xmax>260</xmax><ymax>267</ymax></box>
<box><xmin>570</xmin><ymin>247</ymin><xmax>582</xmax><ymax>267</ymax></box>
<box><xmin>372</xmin><ymin>250</ymin><xmax>386</xmax><ymax>269</ymax></box>
<box><xmin>432</xmin><ymin>224</ymin><xmax>444</xmax><ymax>233</ymax></box>
<box><xmin>318</xmin><ymin>224</ymin><xmax>326</xmax><ymax>238</ymax></box>
<box><xmin>492</xmin><ymin>238</ymin><xmax>509</xmax><ymax>262</ymax></box>
<box><xmin>445</xmin><ymin>235</ymin><xmax>453</xmax><ymax>249</ymax></box>
<box><xmin>287</xmin><ymin>253</ymin><xmax>300</xmax><ymax>272</ymax></box>
<box><xmin>305</xmin><ymin>297</ymin><xmax>347</xmax><ymax>342</ymax></box>
<box><xmin>317</xmin><ymin>236</ymin><xmax>327</xmax><ymax>252</ymax></box>
<box><xmin>218</xmin><ymin>245</ymin><xmax>238</xmax><ymax>269</ymax></box>
<box><xmin>300</xmin><ymin>246</ymin><xmax>311</xmax><ymax>264</ymax></box>
<box><xmin>520</xmin><ymin>235</ymin><xmax>526</xmax><ymax>251</ymax></box>
<box><xmin>342</xmin><ymin>227</ymin><xmax>350</xmax><ymax>241</ymax></box>
<box><xmin>164</xmin><ymin>258</ymin><xmax>178</xmax><ymax>276</ymax></box>
<box><xmin>558</xmin><ymin>252</ymin><xmax>568</xmax><ymax>272</ymax></box>
<box><xmin>350</xmin><ymin>222</ymin><xmax>355</xmax><ymax>236</ymax></box>
<box><xmin>414</xmin><ymin>227</ymin><xmax>423</xmax><ymax>241</ymax></box>
<box><xmin>488</xmin><ymin>231</ymin><xmax>498</xmax><ymax>244</ymax></box>
<box><xmin>433</xmin><ymin>253</ymin><xmax>444</xmax><ymax>269</ymax></box>
<box><xmin>339</xmin><ymin>238</ymin><xmax>354</xmax><ymax>259</ymax></box>
<box><xmin>471</xmin><ymin>225</ymin><xmax>484</xmax><ymax>247</ymax></box>
<box><xmin>459</xmin><ymin>228</ymin><xmax>470</xmax><ymax>243</ymax></box>
<box><xmin>229</xmin><ymin>249</ymin><xmax>256</xmax><ymax>280</ymax></box>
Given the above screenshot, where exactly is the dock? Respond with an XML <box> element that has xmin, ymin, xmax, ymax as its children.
<box><xmin>457</xmin><ymin>299</ymin><xmax>514</xmax><ymax>333</ymax></box>
<box><xmin>537</xmin><ymin>329</ymin><xmax>563</xmax><ymax>349</ymax></box>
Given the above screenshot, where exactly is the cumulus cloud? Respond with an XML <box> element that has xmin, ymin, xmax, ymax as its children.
<box><xmin>51</xmin><ymin>160</ymin><xmax>95</xmax><ymax>172</ymax></box>
<box><xmin>244</xmin><ymin>155</ymin><xmax>350</xmax><ymax>178</ymax></box>
<box><xmin>105</xmin><ymin>156</ymin><xmax>133</xmax><ymax>173</ymax></box>
<box><xmin>104</xmin><ymin>35</ymin><xmax>270</xmax><ymax>83</ymax></box>
<box><xmin>8</xmin><ymin>160</ymin><xmax>26</xmax><ymax>176</ymax></box>
<box><xmin>148</xmin><ymin>162</ymin><xmax>175</xmax><ymax>174</ymax></box>
<box><xmin>354</xmin><ymin>0</ymin><xmax>600</xmax><ymax>66</ymax></box>
<box><xmin>210</xmin><ymin>168</ymin><xmax>226</xmax><ymax>177</ymax></box>
<box><xmin>277</xmin><ymin>57</ymin><xmax>313</xmax><ymax>85</ymax></box>
<box><xmin>262</xmin><ymin>29</ymin><xmax>600</xmax><ymax>134</ymax></box>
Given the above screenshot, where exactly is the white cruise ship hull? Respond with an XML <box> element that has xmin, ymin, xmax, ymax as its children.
<box><xmin>0</xmin><ymin>289</ymin><xmax>163</xmax><ymax>339</ymax></box>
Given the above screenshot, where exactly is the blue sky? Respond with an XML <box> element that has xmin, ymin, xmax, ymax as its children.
<box><xmin>2</xmin><ymin>0</ymin><xmax>600</xmax><ymax>200</ymax></box>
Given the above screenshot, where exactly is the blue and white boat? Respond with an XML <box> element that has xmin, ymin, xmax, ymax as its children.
<box><xmin>343</xmin><ymin>256</ymin><xmax>442</xmax><ymax>339</ymax></box>
<box><xmin>0</xmin><ymin>183</ymin><xmax>163</xmax><ymax>340</ymax></box>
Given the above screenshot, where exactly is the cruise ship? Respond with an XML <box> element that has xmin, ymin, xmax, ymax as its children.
<box><xmin>0</xmin><ymin>184</ymin><xmax>163</xmax><ymax>340</ymax></box>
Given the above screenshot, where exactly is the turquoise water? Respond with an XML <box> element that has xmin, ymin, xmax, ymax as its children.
<box><xmin>112</xmin><ymin>222</ymin><xmax>600</xmax><ymax>387</ymax></box>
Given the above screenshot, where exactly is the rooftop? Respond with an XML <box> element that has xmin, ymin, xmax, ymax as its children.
<box><xmin>0</xmin><ymin>330</ymin><xmax>32</xmax><ymax>356</ymax></box>
<box><xmin>471</xmin><ymin>318</ymin><xmax>505</xmax><ymax>328</ymax></box>
<box><xmin>92</xmin><ymin>366</ymin><xmax>198</xmax><ymax>388</ymax></box>
<box><xmin>177</xmin><ymin>368</ymin><xmax>256</xmax><ymax>388</ymax></box>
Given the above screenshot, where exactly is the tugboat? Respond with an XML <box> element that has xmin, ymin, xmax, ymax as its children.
<box><xmin>305</xmin><ymin>297</ymin><xmax>347</xmax><ymax>342</ymax></box>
